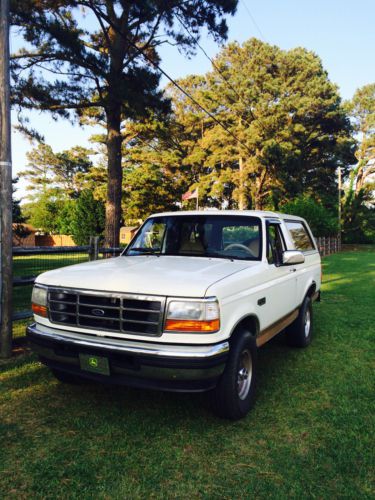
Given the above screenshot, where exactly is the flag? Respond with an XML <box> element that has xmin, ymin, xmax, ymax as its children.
<box><xmin>182</xmin><ymin>188</ymin><xmax>198</xmax><ymax>201</ymax></box>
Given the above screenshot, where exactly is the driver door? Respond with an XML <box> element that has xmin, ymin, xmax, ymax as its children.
<box><xmin>260</xmin><ymin>221</ymin><xmax>297</xmax><ymax>329</ymax></box>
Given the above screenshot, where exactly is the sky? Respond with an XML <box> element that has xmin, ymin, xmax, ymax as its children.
<box><xmin>11</xmin><ymin>0</ymin><xmax>375</xmax><ymax>198</ymax></box>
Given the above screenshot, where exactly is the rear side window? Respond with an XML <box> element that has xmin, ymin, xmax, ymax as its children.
<box><xmin>285</xmin><ymin>221</ymin><xmax>315</xmax><ymax>251</ymax></box>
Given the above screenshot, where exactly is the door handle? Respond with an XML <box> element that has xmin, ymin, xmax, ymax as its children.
<box><xmin>289</xmin><ymin>268</ymin><xmax>296</xmax><ymax>273</ymax></box>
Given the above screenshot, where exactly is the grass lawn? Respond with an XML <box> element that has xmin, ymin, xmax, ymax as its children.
<box><xmin>13</xmin><ymin>253</ymin><xmax>88</xmax><ymax>278</ymax></box>
<box><xmin>1</xmin><ymin>248</ymin><xmax>374</xmax><ymax>498</ymax></box>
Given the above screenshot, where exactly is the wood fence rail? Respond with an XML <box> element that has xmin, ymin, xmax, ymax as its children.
<box><xmin>315</xmin><ymin>236</ymin><xmax>341</xmax><ymax>257</ymax></box>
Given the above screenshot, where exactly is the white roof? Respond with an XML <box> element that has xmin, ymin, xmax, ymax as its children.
<box><xmin>149</xmin><ymin>209</ymin><xmax>305</xmax><ymax>221</ymax></box>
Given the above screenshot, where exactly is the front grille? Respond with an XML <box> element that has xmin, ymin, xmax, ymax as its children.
<box><xmin>48</xmin><ymin>288</ymin><xmax>166</xmax><ymax>337</ymax></box>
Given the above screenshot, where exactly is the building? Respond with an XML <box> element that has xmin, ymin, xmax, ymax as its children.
<box><xmin>12</xmin><ymin>224</ymin><xmax>75</xmax><ymax>247</ymax></box>
<box><xmin>12</xmin><ymin>223</ymin><xmax>36</xmax><ymax>247</ymax></box>
<box><xmin>120</xmin><ymin>226</ymin><xmax>139</xmax><ymax>245</ymax></box>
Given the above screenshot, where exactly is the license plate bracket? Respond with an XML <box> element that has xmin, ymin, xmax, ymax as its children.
<box><xmin>79</xmin><ymin>353</ymin><xmax>110</xmax><ymax>376</ymax></box>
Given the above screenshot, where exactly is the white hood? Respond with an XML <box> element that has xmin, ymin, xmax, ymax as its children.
<box><xmin>36</xmin><ymin>255</ymin><xmax>252</xmax><ymax>297</ymax></box>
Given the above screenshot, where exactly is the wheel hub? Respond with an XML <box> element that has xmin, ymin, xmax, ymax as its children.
<box><xmin>304</xmin><ymin>309</ymin><xmax>311</xmax><ymax>338</ymax></box>
<box><xmin>237</xmin><ymin>349</ymin><xmax>252</xmax><ymax>400</ymax></box>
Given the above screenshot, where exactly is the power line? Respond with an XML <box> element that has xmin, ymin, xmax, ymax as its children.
<box><xmin>239</xmin><ymin>0</ymin><xmax>266</xmax><ymax>41</ymax></box>
<box><xmin>176</xmin><ymin>15</ymin><xmax>241</xmax><ymax>99</ymax></box>
<box><xmin>88</xmin><ymin>1</ymin><xmax>254</xmax><ymax>156</ymax></box>
<box><xmin>177</xmin><ymin>12</ymin><xmax>280</xmax><ymax>178</ymax></box>
<box><xmin>176</xmin><ymin>15</ymin><xmax>257</xmax><ymax>126</ymax></box>
<box><xmin>175</xmin><ymin>14</ymin><xmax>281</xmax><ymax>145</ymax></box>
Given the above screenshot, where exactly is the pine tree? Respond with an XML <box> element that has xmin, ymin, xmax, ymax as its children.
<box><xmin>20</xmin><ymin>144</ymin><xmax>93</xmax><ymax>201</ymax></box>
<box><xmin>126</xmin><ymin>39</ymin><xmax>354</xmax><ymax>211</ymax></box>
<box><xmin>342</xmin><ymin>83</ymin><xmax>375</xmax><ymax>243</ymax></box>
<box><xmin>194</xmin><ymin>39</ymin><xmax>354</xmax><ymax>209</ymax></box>
<box><xmin>11</xmin><ymin>0</ymin><xmax>238</xmax><ymax>245</ymax></box>
<box><xmin>346</xmin><ymin>83</ymin><xmax>375</xmax><ymax>193</ymax></box>
<box><xmin>12</xmin><ymin>178</ymin><xmax>24</xmax><ymax>223</ymax></box>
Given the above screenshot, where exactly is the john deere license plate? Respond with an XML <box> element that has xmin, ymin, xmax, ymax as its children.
<box><xmin>79</xmin><ymin>354</ymin><xmax>110</xmax><ymax>376</ymax></box>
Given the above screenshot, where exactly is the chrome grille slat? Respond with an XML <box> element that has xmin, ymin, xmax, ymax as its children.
<box><xmin>78</xmin><ymin>302</ymin><xmax>120</xmax><ymax>310</ymax></box>
<box><xmin>48</xmin><ymin>288</ymin><xmax>166</xmax><ymax>337</ymax></box>
<box><xmin>77</xmin><ymin>313</ymin><xmax>121</xmax><ymax>320</ymax></box>
<box><xmin>122</xmin><ymin>307</ymin><xmax>161</xmax><ymax>313</ymax></box>
<box><xmin>50</xmin><ymin>311</ymin><xmax>77</xmax><ymax>316</ymax></box>
<box><xmin>122</xmin><ymin>318</ymin><xmax>159</xmax><ymax>325</ymax></box>
<box><xmin>49</xmin><ymin>299</ymin><xmax>76</xmax><ymax>305</ymax></box>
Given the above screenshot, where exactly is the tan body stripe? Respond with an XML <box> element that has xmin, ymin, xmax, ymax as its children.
<box><xmin>257</xmin><ymin>309</ymin><xmax>299</xmax><ymax>347</ymax></box>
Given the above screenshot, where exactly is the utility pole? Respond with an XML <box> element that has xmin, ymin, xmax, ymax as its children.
<box><xmin>338</xmin><ymin>167</ymin><xmax>342</xmax><ymax>228</ymax></box>
<box><xmin>0</xmin><ymin>0</ymin><xmax>13</xmax><ymax>358</ymax></box>
<box><xmin>338</xmin><ymin>167</ymin><xmax>342</xmax><ymax>249</ymax></box>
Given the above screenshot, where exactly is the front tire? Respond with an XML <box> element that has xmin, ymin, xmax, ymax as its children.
<box><xmin>286</xmin><ymin>295</ymin><xmax>313</xmax><ymax>347</ymax></box>
<box><xmin>211</xmin><ymin>330</ymin><xmax>257</xmax><ymax>420</ymax></box>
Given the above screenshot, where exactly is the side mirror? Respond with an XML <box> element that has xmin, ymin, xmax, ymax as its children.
<box><xmin>282</xmin><ymin>250</ymin><xmax>305</xmax><ymax>265</ymax></box>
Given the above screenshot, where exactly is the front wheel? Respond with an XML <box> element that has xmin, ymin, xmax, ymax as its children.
<box><xmin>211</xmin><ymin>330</ymin><xmax>257</xmax><ymax>420</ymax></box>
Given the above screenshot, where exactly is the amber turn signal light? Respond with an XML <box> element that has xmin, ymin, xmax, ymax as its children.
<box><xmin>165</xmin><ymin>319</ymin><xmax>220</xmax><ymax>332</ymax></box>
<box><xmin>32</xmin><ymin>303</ymin><xmax>48</xmax><ymax>317</ymax></box>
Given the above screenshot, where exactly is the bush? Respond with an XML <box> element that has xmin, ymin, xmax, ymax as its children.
<box><xmin>23</xmin><ymin>193</ymin><xmax>65</xmax><ymax>233</ymax></box>
<box><xmin>70</xmin><ymin>190</ymin><xmax>105</xmax><ymax>245</ymax></box>
<box><xmin>281</xmin><ymin>196</ymin><xmax>338</xmax><ymax>236</ymax></box>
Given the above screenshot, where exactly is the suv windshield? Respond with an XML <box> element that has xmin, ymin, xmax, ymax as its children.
<box><xmin>125</xmin><ymin>215</ymin><xmax>262</xmax><ymax>261</ymax></box>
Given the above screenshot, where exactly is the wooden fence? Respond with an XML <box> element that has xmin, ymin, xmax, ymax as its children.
<box><xmin>315</xmin><ymin>236</ymin><xmax>341</xmax><ymax>257</ymax></box>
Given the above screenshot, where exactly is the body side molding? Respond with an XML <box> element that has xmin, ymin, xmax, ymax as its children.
<box><xmin>256</xmin><ymin>308</ymin><xmax>299</xmax><ymax>347</ymax></box>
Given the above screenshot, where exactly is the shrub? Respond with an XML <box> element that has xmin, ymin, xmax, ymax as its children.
<box><xmin>70</xmin><ymin>190</ymin><xmax>105</xmax><ymax>245</ymax></box>
<box><xmin>281</xmin><ymin>196</ymin><xmax>338</xmax><ymax>236</ymax></box>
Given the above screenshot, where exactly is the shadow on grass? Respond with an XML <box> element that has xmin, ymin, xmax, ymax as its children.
<box><xmin>1</xmin><ymin>329</ymin><xmax>300</xmax><ymax>433</ymax></box>
<box><xmin>1</xmin><ymin>249</ymin><xmax>374</xmax><ymax>499</ymax></box>
<box><xmin>4</xmin><ymin>249</ymin><xmax>373</xmax><ymax>429</ymax></box>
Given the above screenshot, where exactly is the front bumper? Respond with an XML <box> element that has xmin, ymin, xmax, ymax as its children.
<box><xmin>26</xmin><ymin>323</ymin><xmax>229</xmax><ymax>392</ymax></box>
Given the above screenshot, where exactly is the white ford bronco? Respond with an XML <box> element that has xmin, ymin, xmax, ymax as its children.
<box><xmin>27</xmin><ymin>210</ymin><xmax>321</xmax><ymax>419</ymax></box>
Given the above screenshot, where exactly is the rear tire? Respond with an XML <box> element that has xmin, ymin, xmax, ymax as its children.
<box><xmin>286</xmin><ymin>296</ymin><xmax>313</xmax><ymax>348</ymax></box>
<box><xmin>211</xmin><ymin>329</ymin><xmax>257</xmax><ymax>420</ymax></box>
<box><xmin>51</xmin><ymin>368</ymin><xmax>85</xmax><ymax>384</ymax></box>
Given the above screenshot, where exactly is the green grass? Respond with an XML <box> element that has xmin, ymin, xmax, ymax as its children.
<box><xmin>1</xmin><ymin>248</ymin><xmax>374</xmax><ymax>498</ymax></box>
<box><xmin>13</xmin><ymin>253</ymin><xmax>88</xmax><ymax>278</ymax></box>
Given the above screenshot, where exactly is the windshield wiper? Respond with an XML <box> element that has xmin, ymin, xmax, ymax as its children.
<box><xmin>129</xmin><ymin>247</ymin><xmax>160</xmax><ymax>254</ymax></box>
<box><xmin>206</xmin><ymin>251</ymin><xmax>251</xmax><ymax>261</ymax></box>
<box><xmin>205</xmin><ymin>252</ymin><xmax>237</xmax><ymax>260</ymax></box>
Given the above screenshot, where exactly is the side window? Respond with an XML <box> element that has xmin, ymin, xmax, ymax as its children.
<box><xmin>286</xmin><ymin>221</ymin><xmax>314</xmax><ymax>252</ymax></box>
<box><xmin>137</xmin><ymin>221</ymin><xmax>166</xmax><ymax>250</ymax></box>
<box><xmin>267</xmin><ymin>224</ymin><xmax>285</xmax><ymax>265</ymax></box>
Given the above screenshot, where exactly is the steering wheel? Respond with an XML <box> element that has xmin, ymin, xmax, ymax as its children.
<box><xmin>224</xmin><ymin>243</ymin><xmax>254</xmax><ymax>256</ymax></box>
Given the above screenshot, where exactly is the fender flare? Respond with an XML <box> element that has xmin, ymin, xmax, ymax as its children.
<box><xmin>302</xmin><ymin>280</ymin><xmax>317</xmax><ymax>304</ymax></box>
<box><xmin>228</xmin><ymin>313</ymin><xmax>260</xmax><ymax>342</ymax></box>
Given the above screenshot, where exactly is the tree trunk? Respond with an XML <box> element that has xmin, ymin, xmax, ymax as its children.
<box><xmin>254</xmin><ymin>195</ymin><xmax>262</xmax><ymax>210</ymax></box>
<box><xmin>238</xmin><ymin>156</ymin><xmax>245</xmax><ymax>210</ymax></box>
<box><xmin>105</xmin><ymin>106</ymin><xmax>123</xmax><ymax>247</ymax></box>
<box><xmin>254</xmin><ymin>168</ymin><xmax>267</xmax><ymax>210</ymax></box>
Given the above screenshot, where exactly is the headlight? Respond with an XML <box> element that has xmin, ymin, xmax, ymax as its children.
<box><xmin>165</xmin><ymin>299</ymin><xmax>220</xmax><ymax>333</ymax></box>
<box><xmin>31</xmin><ymin>285</ymin><xmax>48</xmax><ymax>317</ymax></box>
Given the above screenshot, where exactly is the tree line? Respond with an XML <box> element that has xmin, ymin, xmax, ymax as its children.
<box><xmin>11</xmin><ymin>1</ymin><xmax>375</xmax><ymax>244</ymax></box>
